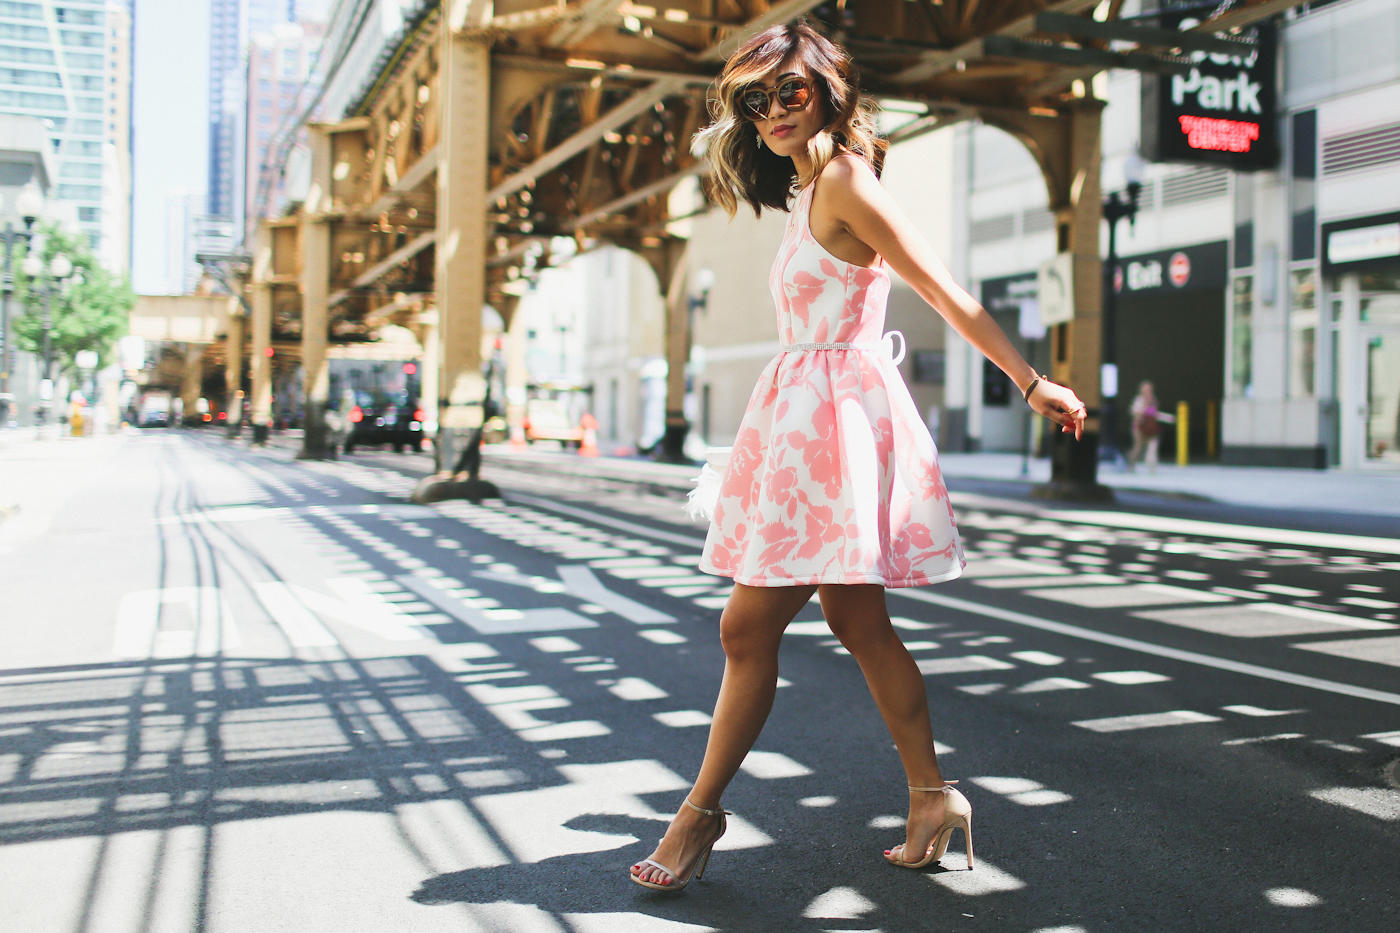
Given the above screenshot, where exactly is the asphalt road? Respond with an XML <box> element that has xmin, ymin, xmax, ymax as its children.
<box><xmin>1</xmin><ymin>430</ymin><xmax>1397</xmax><ymax>933</ymax></box>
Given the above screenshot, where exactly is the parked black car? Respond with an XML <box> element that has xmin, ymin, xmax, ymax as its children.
<box><xmin>342</xmin><ymin>390</ymin><xmax>426</xmax><ymax>453</ymax></box>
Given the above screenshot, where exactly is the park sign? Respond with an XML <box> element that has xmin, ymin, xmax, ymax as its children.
<box><xmin>1141</xmin><ymin>2</ymin><xmax>1279</xmax><ymax>171</ymax></box>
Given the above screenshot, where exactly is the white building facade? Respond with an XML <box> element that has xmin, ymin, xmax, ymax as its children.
<box><xmin>952</xmin><ymin>0</ymin><xmax>1400</xmax><ymax>470</ymax></box>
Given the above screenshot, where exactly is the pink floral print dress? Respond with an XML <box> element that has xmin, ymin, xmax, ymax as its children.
<box><xmin>698</xmin><ymin>180</ymin><xmax>965</xmax><ymax>588</ymax></box>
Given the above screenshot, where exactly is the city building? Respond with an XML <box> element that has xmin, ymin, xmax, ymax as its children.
<box><xmin>532</xmin><ymin>245</ymin><xmax>668</xmax><ymax>454</ymax></box>
<box><xmin>243</xmin><ymin>19</ymin><xmax>322</xmax><ymax>241</ymax></box>
<box><xmin>99</xmin><ymin>0</ymin><xmax>129</xmax><ymax>274</ymax></box>
<box><xmin>948</xmin><ymin>0</ymin><xmax>1400</xmax><ymax>470</ymax></box>
<box><xmin>1</xmin><ymin>113</ymin><xmax>55</xmax><ymax>428</ymax></box>
<box><xmin>0</xmin><ymin>0</ymin><xmax>128</xmax><ymax>266</ymax></box>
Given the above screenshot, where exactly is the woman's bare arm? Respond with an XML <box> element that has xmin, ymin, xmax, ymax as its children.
<box><xmin>820</xmin><ymin>156</ymin><xmax>1086</xmax><ymax>437</ymax></box>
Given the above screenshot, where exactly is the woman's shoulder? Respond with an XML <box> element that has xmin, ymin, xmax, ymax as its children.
<box><xmin>820</xmin><ymin>151</ymin><xmax>878</xmax><ymax>185</ymax></box>
<box><xmin>814</xmin><ymin>152</ymin><xmax>881</xmax><ymax>210</ymax></box>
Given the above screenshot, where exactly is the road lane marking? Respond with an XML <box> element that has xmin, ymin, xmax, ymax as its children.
<box><xmin>972</xmin><ymin>573</ymin><xmax>1122</xmax><ymax>589</ymax></box>
<box><xmin>1134</xmin><ymin>603</ymin><xmax>1392</xmax><ymax>638</ymax></box>
<box><xmin>946</xmin><ymin>493</ymin><xmax>1400</xmax><ymax>555</ymax></box>
<box><xmin>506</xmin><ymin>492</ymin><xmax>1400</xmax><ymax>705</ymax></box>
<box><xmin>894</xmin><ymin>588</ymin><xmax>1400</xmax><ymax>707</ymax></box>
<box><xmin>397</xmin><ymin>573</ymin><xmax>598</xmax><ymax>634</ymax></box>
<box><xmin>1026</xmin><ymin>583</ymin><xmax>1230</xmax><ymax>609</ymax></box>
<box><xmin>556</xmin><ymin>565</ymin><xmax>677</xmax><ymax>625</ymax></box>
<box><xmin>113</xmin><ymin>588</ymin><xmax>241</xmax><ymax>658</ymax></box>
<box><xmin>497</xmin><ymin>493</ymin><xmax>705</xmax><ymax>548</ymax></box>
<box><xmin>1073</xmin><ymin>710</ymin><xmax>1221</xmax><ymax>732</ymax></box>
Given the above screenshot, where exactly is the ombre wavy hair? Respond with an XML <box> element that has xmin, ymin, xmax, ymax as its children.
<box><xmin>695</xmin><ymin>22</ymin><xmax>887</xmax><ymax>218</ymax></box>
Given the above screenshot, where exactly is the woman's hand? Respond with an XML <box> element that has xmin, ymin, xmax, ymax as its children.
<box><xmin>1030</xmin><ymin>380</ymin><xmax>1087</xmax><ymax>441</ymax></box>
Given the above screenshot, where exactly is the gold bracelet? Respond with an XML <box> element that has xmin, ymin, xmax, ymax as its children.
<box><xmin>1023</xmin><ymin>374</ymin><xmax>1047</xmax><ymax>404</ymax></box>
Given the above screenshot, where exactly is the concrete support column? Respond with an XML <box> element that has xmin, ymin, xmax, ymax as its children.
<box><xmin>414</xmin><ymin>24</ymin><xmax>496</xmax><ymax>502</ymax></box>
<box><xmin>489</xmin><ymin>295</ymin><xmax>518</xmax><ymax>424</ymax></box>
<box><xmin>416</xmin><ymin>308</ymin><xmax>440</xmax><ymax>437</ymax></box>
<box><xmin>299</xmin><ymin>125</ymin><xmax>333</xmax><ymax>460</ymax></box>
<box><xmin>1000</xmin><ymin>99</ymin><xmax>1107</xmax><ymax>498</ymax></box>
<box><xmin>505</xmin><ymin>298</ymin><xmax>529</xmax><ymax>444</ymax></box>
<box><xmin>180</xmin><ymin>344</ymin><xmax>203</xmax><ymax>423</ymax></box>
<box><xmin>249</xmin><ymin>223</ymin><xmax>273</xmax><ymax>444</ymax></box>
<box><xmin>224</xmin><ymin>304</ymin><xmax>244</xmax><ymax>437</ymax></box>
<box><xmin>648</xmin><ymin>237</ymin><xmax>690</xmax><ymax>462</ymax></box>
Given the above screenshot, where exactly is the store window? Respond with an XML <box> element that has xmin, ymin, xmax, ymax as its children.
<box><xmin>1360</xmin><ymin>271</ymin><xmax>1400</xmax><ymax>326</ymax></box>
<box><xmin>1289</xmin><ymin>267</ymin><xmax>1317</xmax><ymax>397</ymax></box>
<box><xmin>1230</xmin><ymin>275</ymin><xmax>1254</xmax><ymax>396</ymax></box>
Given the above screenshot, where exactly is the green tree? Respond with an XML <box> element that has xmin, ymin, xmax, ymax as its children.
<box><xmin>13</xmin><ymin>224</ymin><xmax>133</xmax><ymax>380</ymax></box>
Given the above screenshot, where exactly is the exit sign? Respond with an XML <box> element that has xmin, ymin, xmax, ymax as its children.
<box><xmin>1141</xmin><ymin>4</ymin><xmax>1279</xmax><ymax>171</ymax></box>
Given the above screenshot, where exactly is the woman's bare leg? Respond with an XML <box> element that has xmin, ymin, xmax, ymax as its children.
<box><xmin>817</xmin><ymin>584</ymin><xmax>954</xmax><ymax>864</ymax></box>
<box><xmin>631</xmin><ymin>582</ymin><xmax>816</xmax><ymax>886</ymax></box>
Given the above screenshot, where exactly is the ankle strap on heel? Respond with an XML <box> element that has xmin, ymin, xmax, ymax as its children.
<box><xmin>908</xmin><ymin>780</ymin><xmax>958</xmax><ymax>792</ymax></box>
<box><xmin>684</xmin><ymin>797</ymin><xmax>731</xmax><ymax>817</ymax></box>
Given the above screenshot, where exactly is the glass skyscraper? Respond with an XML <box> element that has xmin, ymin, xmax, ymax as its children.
<box><xmin>208</xmin><ymin>0</ymin><xmax>294</xmax><ymax>225</ymax></box>
<box><xmin>0</xmin><ymin>0</ymin><xmax>127</xmax><ymax>262</ymax></box>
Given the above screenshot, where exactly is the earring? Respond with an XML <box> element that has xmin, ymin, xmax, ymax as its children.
<box><xmin>755</xmin><ymin>132</ymin><xmax>763</xmax><ymax>150</ymax></box>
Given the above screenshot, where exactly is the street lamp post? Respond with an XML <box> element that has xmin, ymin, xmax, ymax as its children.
<box><xmin>1099</xmin><ymin>156</ymin><xmax>1144</xmax><ymax>466</ymax></box>
<box><xmin>1</xmin><ymin>183</ymin><xmax>44</xmax><ymax>428</ymax></box>
<box><xmin>22</xmin><ymin>249</ymin><xmax>74</xmax><ymax>435</ymax></box>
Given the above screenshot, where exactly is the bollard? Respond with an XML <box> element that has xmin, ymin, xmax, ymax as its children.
<box><xmin>1206</xmin><ymin>400</ymin><xmax>1218</xmax><ymax>459</ymax></box>
<box><xmin>1176</xmin><ymin>401</ymin><xmax>1189</xmax><ymax>466</ymax></box>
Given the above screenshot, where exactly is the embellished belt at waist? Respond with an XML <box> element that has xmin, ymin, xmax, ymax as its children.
<box><xmin>781</xmin><ymin>330</ymin><xmax>906</xmax><ymax>365</ymax></box>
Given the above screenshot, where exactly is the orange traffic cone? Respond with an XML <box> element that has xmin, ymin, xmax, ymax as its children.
<box><xmin>579</xmin><ymin>412</ymin><xmax>599</xmax><ymax>457</ymax></box>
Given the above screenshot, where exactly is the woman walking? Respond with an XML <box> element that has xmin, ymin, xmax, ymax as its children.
<box><xmin>1128</xmin><ymin>380</ymin><xmax>1166</xmax><ymax>472</ymax></box>
<box><xmin>629</xmin><ymin>22</ymin><xmax>1087</xmax><ymax>892</ymax></box>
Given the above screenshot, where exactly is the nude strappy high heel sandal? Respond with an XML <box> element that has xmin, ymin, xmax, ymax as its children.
<box><xmin>885</xmin><ymin>781</ymin><xmax>974</xmax><ymax>870</ymax></box>
<box><xmin>631</xmin><ymin>798</ymin><xmax>730</xmax><ymax>892</ymax></box>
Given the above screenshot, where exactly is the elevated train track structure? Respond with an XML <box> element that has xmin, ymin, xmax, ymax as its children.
<box><xmin>229</xmin><ymin>0</ymin><xmax>1301</xmax><ymax>496</ymax></box>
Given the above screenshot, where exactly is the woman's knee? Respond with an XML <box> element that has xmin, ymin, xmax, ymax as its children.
<box><xmin>820</xmin><ymin>586</ymin><xmax>897</xmax><ymax>655</ymax></box>
<box><xmin>717</xmin><ymin>584</ymin><xmax>812</xmax><ymax>663</ymax></box>
<box><xmin>718</xmin><ymin>607</ymin><xmax>781</xmax><ymax>663</ymax></box>
<box><xmin>827</xmin><ymin>613</ymin><xmax>898</xmax><ymax>657</ymax></box>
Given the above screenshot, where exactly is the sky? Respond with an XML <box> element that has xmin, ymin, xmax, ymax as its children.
<box><xmin>131</xmin><ymin>0</ymin><xmax>211</xmax><ymax>295</ymax></box>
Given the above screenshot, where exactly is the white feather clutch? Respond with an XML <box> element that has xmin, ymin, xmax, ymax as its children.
<box><xmin>683</xmin><ymin>446</ymin><xmax>732</xmax><ymax>522</ymax></box>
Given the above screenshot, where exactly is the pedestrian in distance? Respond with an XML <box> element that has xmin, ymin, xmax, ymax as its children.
<box><xmin>1127</xmin><ymin>379</ymin><xmax>1173</xmax><ymax>473</ymax></box>
<box><xmin>629</xmin><ymin>23</ymin><xmax>1088</xmax><ymax>893</ymax></box>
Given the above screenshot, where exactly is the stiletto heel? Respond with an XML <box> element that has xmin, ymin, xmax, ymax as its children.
<box><xmin>630</xmin><ymin>798</ymin><xmax>730</xmax><ymax>893</ymax></box>
<box><xmin>886</xmin><ymin>781</ymin><xmax>974</xmax><ymax>870</ymax></box>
